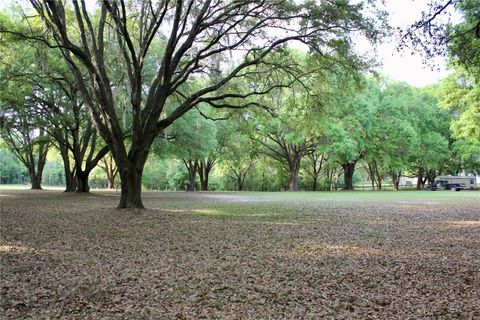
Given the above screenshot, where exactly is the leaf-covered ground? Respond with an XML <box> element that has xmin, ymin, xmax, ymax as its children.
<box><xmin>1</xmin><ymin>190</ymin><xmax>479</xmax><ymax>319</ymax></box>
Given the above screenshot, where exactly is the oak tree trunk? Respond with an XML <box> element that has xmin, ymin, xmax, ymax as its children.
<box><xmin>416</xmin><ymin>168</ymin><xmax>424</xmax><ymax>190</ymax></box>
<box><xmin>289</xmin><ymin>169</ymin><xmax>299</xmax><ymax>191</ymax></box>
<box><xmin>187</xmin><ymin>172</ymin><xmax>196</xmax><ymax>192</ymax></box>
<box><xmin>65</xmin><ymin>173</ymin><xmax>77</xmax><ymax>192</ymax></box>
<box><xmin>200</xmin><ymin>178</ymin><xmax>208</xmax><ymax>191</ymax></box>
<box><xmin>29</xmin><ymin>152</ymin><xmax>47</xmax><ymax>190</ymax></box>
<box><xmin>30</xmin><ymin>169</ymin><xmax>42</xmax><ymax>190</ymax></box>
<box><xmin>342</xmin><ymin>162</ymin><xmax>355</xmax><ymax>190</ymax></box>
<box><xmin>237</xmin><ymin>176</ymin><xmax>244</xmax><ymax>191</ymax></box>
<box><xmin>184</xmin><ymin>160</ymin><xmax>198</xmax><ymax>192</ymax></box>
<box><xmin>118</xmin><ymin>166</ymin><xmax>145</xmax><ymax>209</ymax></box>
<box><xmin>59</xmin><ymin>145</ymin><xmax>76</xmax><ymax>192</ymax></box>
<box><xmin>107</xmin><ymin>175</ymin><xmax>116</xmax><ymax>189</ymax></box>
<box><xmin>76</xmin><ymin>171</ymin><xmax>90</xmax><ymax>193</ymax></box>
<box><xmin>198</xmin><ymin>163</ymin><xmax>209</xmax><ymax>191</ymax></box>
<box><xmin>288</xmin><ymin>156</ymin><xmax>301</xmax><ymax>192</ymax></box>
<box><xmin>391</xmin><ymin>171</ymin><xmax>401</xmax><ymax>191</ymax></box>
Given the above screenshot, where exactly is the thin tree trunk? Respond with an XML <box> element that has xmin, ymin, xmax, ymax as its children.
<box><xmin>325</xmin><ymin>168</ymin><xmax>331</xmax><ymax>191</ymax></box>
<box><xmin>373</xmin><ymin>161</ymin><xmax>382</xmax><ymax>191</ymax></box>
<box><xmin>289</xmin><ymin>168</ymin><xmax>299</xmax><ymax>191</ymax></box>
<box><xmin>237</xmin><ymin>174</ymin><xmax>244</xmax><ymax>191</ymax></box>
<box><xmin>367</xmin><ymin>162</ymin><xmax>375</xmax><ymax>190</ymax></box>
<box><xmin>307</xmin><ymin>153</ymin><xmax>323</xmax><ymax>192</ymax></box>
<box><xmin>59</xmin><ymin>144</ymin><xmax>76</xmax><ymax>192</ymax></box>
<box><xmin>391</xmin><ymin>170</ymin><xmax>401</xmax><ymax>191</ymax></box>
<box><xmin>101</xmin><ymin>155</ymin><xmax>118</xmax><ymax>189</ymax></box>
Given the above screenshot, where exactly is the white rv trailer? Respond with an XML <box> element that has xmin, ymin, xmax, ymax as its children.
<box><xmin>436</xmin><ymin>176</ymin><xmax>477</xmax><ymax>190</ymax></box>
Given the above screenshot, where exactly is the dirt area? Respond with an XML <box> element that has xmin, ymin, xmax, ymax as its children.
<box><xmin>1</xmin><ymin>190</ymin><xmax>479</xmax><ymax>319</ymax></box>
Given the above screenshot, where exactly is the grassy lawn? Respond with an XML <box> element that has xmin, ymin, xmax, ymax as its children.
<box><xmin>1</xmin><ymin>190</ymin><xmax>479</xmax><ymax>319</ymax></box>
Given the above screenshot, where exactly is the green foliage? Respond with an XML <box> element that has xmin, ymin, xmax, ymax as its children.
<box><xmin>143</xmin><ymin>159</ymin><xmax>169</xmax><ymax>191</ymax></box>
<box><xmin>41</xmin><ymin>158</ymin><xmax>65</xmax><ymax>186</ymax></box>
<box><xmin>0</xmin><ymin>147</ymin><xmax>27</xmax><ymax>184</ymax></box>
<box><xmin>436</xmin><ymin>70</ymin><xmax>480</xmax><ymax>143</ymax></box>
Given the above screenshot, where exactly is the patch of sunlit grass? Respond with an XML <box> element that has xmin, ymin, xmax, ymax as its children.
<box><xmin>445</xmin><ymin>220</ymin><xmax>480</xmax><ymax>227</ymax></box>
<box><xmin>191</xmin><ymin>209</ymin><xmax>222</xmax><ymax>216</ymax></box>
<box><xmin>285</xmin><ymin>242</ymin><xmax>385</xmax><ymax>258</ymax></box>
<box><xmin>0</xmin><ymin>244</ymin><xmax>38</xmax><ymax>254</ymax></box>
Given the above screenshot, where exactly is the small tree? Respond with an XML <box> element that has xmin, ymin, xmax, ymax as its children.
<box><xmin>0</xmin><ymin>116</ymin><xmax>50</xmax><ymax>190</ymax></box>
<box><xmin>99</xmin><ymin>153</ymin><xmax>118</xmax><ymax>189</ymax></box>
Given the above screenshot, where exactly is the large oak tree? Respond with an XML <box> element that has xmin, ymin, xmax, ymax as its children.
<box><xmin>21</xmin><ymin>0</ymin><xmax>384</xmax><ymax>208</ymax></box>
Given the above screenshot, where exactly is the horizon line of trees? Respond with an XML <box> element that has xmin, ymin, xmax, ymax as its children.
<box><xmin>1</xmin><ymin>73</ymin><xmax>479</xmax><ymax>192</ymax></box>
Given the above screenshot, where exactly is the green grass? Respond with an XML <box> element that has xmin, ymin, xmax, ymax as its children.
<box><xmin>141</xmin><ymin>190</ymin><xmax>480</xmax><ymax>221</ymax></box>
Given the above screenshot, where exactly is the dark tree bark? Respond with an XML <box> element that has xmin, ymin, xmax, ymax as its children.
<box><xmin>115</xmin><ymin>148</ymin><xmax>150</xmax><ymax>208</ymax></box>
<box><xmin>325</xmin><ymin>168</ymin><xmax>333</xmax><ymax>191</ymax></box>
<box><xmin>288</xmin><ymin>159</ymin><xmax>301</xmax><ymax>191</ymax></box>
<box><xmin>25</xmin><ymin>76</ymin><xmax>108</xmax><ymax>193</ymax></box>
<box><xmin>366</xmin><ymin>160</ymin><xmax>383</xmax><ymax>191</ymax></box>
<box><xmin>118</xmin><ymin>165</ymin><xmax>145</xmax><ymax>209</ymax></box>
<box><xmin>389</xmin><ymin>166</ymin><xmax>401</xmax><ymax>191</ymax></box>
<box><xmin>366</xmin><ymin>162</ymin><xmax>376</xmax><ymax>191</ymax></box>
<box><xmin>65</xmin><ymin>171</ymin><xmax>77</xmax><ymax>192</ymax></box>
<box><xmin>58</xmin><ymin>141</ymin><xmax>76</xmax><ymax>192</ymax></box>
<box><xmin>25</xmin><ymin>144</ymin><xmax>48</xmax><ymax>190</ymax></box>
<box><xmin>259</xmin><ymin>134</ymin><xmax>313</xmax><ymax>192</ymax></box>
<box><xmin>29</xmin><ymin>168</ymin><xmax>43</xmax><ymax>190</ymax></box>
<box><xmin>100</xmin><ymin>154</ymin><xmax>118</xmax><ymax>189</ymax></box>
<box><xmin>374</xmin><ymin>161</ymin><xmax>382</xmax><ymax>191</ymax></box>
<box><xmin>75</xmin><ymin>171</ymin><xmax>90</xmax><ymax>193</ymax></box>
<box><xmin>70</xmin><ymin>123</ymin><xmax>109</xmax><ymax>193</ymax></box>
<box><xmin>342</xmin><ymin>162</ymin><xmax>356</xmax><ymax>190</ymax></box>
<box><xmin>26</xmin><ymin>141</ymin><xmax>48</xmax><ymax>190</ymax></box>
<box><xmin>416</xmin><ymin>167</ymin><xmax>425</xmax><ymax>190</ymax></box>
<box><xmin>1</xmin><ymin>121</ymin><xmax>50</xmax><ymax>190</ymax></box>
<box><xmin>426</xmin><ymin>169</ymin><xmax>437</xmax><ymax>186</ymax></box>
<box><xmin>305</xmin><ymin>152</ymin><xmax>325</xmax><ymax>191</ymax></box>
<box><xmin>229</xmin><ymin>161</ymin><xmax>254</xmax><ymax>192</ymax></box>
<box><xmin>183</xmin><ymin>159</ymin><xmax>198</xmax><ymax>192</ymax></box>
<box><xmin>197</xmin><ymin>157</ymin><xmax>216</xmax><ymax>191</ymax></box>
<box><xmin>237</xmin><ymin>177</ymin><xmax>244</xmax><ymax>191</ymax></box>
